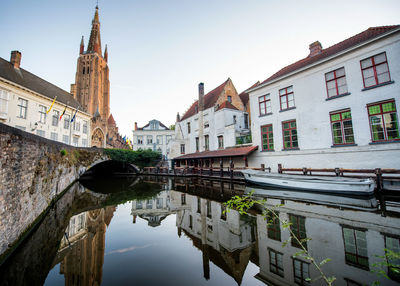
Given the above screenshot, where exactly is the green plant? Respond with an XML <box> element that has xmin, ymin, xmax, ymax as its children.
<box><xmin>104</xmin><ymin>148</ymin><xmax>161</xmax><ymax>169</ymax></box>
<box><xmin>224</xmin><ymin>192</ymin><xmax>336</xmax><ymax>285</ymax></box>
<box><xmin>60</xmin><ymin>149</ymin><xmax>67</xmax><ymax>156</ymax></box>
<box><xmin>371</xmin><ymin>248</ymin><xmax>400</xmax><ymax>284</ymax></box>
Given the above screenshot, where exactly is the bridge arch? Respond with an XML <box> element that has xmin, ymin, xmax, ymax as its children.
<box><xmin>81</xmin><ymin>159</ymin><xmax>141</xmax><ymax>178</ymax></box>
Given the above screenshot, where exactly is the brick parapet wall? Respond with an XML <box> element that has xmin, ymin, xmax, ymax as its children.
<box><xmin>0</xmin><ymin>122</ymin><xmax>106</xmax><ymax>257</ymax></box>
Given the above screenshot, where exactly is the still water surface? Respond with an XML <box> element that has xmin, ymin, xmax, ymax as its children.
<box><xmin>1</xmin><ymin>176</ymin><xmax>399</xmax><ymax>286</ymax></box>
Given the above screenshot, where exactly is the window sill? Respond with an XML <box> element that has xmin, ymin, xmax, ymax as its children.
<box><xmin>345</xmin><ymin>262</ymin><xmax>369</xmax><ymax>271</ymax></box>
<box><xmin>369</xmin><ymin>140</ymin><xmax>400</xmax><ymax>145</ymax></box>
<box><xmin>261</xmin><ymin>149</ymin><xmax>275</xmax><ymax>152</ymax></box>
<box><xmin>331</xmin><ymin>143</ymin><xmax>357</xmax><ymax>148</ymax></box>
<box><xmin>279</xmin><ymin>107</ymin><xmax>296</xmax><ymax>113</ymax></box>
<box><xmin>282</xmin><ymin>147</ymin><xmax>300</xmax><ymax>151</ymax></box>
<box><xmin>362</xmin><ymin>81</ymin><xmax>394</xmax><ymax>91</ymax></box>
<box><xmin>259</xmin><ymin>112</ymin><xmax>273</xmax><ymax>117</ymax></box>
<box><xmin>326</xmin><ymin>92</ymin><xmax>351</xmax><ymax>101</ymax></box>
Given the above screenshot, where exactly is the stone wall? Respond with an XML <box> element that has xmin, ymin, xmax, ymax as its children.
<box><xmin>0</xmin><ymin>122</ymin><xmax>107</xmax><ymax>258</ymax></box>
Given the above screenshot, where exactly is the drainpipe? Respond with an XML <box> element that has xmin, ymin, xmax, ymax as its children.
<box><xmin>198</xmin><ymin>83</ymin><xmax>204</xmax><ymax>152</ymax></box>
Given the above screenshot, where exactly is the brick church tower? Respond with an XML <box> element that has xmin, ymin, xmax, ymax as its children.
<box><xmin>71</xmin><ymin>6</ymin><xmax>112</xmax><ymax>148</ymax></box>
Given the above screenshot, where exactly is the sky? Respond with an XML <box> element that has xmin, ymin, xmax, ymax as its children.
<box><xmin>1</xmin><ymin>0</ymin><xmax>399</xmax><ymax>139</ymax></box>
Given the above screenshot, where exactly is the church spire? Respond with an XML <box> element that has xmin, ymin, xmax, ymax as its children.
<box><xmin>104</xmin><ymin>44</ymin><xmax>108</xmax><ymax>62</ymax></box>
<box><xmin>80</xmin><ymin>36</ymin><xmax>84</xmax><ymax>54</ymax></box>
<box><xmin>87</xmin><ymin>6</ymin><xmax>102</xmax><ymax>55</ymax></box>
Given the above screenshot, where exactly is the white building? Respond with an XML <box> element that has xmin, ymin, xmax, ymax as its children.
<box><xmin>0</xmin><ymin>51</ymin><xmax>91</xmax><ymax>147</ymax></box>
<box><xmin>132</xmin><ymin>119</ymin><xmax>174</xmax><ymax>160</ymax></box>
<box><xmin>170</xmin><ymin>79</ymin><xmax>256</xmax><ymax>168</ymax></box>
<box><xmin>247</xmin><ymin>25</ymin><xmax>400</xmax><ymax>171</ymax></box>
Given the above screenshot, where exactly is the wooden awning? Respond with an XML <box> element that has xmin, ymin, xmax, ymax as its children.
<box><xmin>174</xmin><ymin>145</ymin><xmax>258</xmax><ymax>160</ymax></box>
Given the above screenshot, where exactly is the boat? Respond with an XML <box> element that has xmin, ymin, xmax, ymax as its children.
<box><xmin>244</xmin><ymin>186</ymin><xmax>378</xmax><ymax>210</ymax></box>
<box><xmin>241</xmin><ymin>169</ymin><xmax>375</xmax><ymax>196</ymax></box>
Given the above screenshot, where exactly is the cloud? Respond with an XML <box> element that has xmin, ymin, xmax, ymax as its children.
<box><xmin>105</xmin><ymin>243</ymin><xmax>153</xmax><ymax>255</ymax></box>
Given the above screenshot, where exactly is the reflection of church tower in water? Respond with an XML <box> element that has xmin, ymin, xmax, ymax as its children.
<box><xmin>71</xmin><ymin>6</ymin><xmax>123</xmax><ymax>148</ymax></box>
<box><xmin>58</xmin><ymin>207</ymin><xmax>116</xmax><ymax>286</ymax></box>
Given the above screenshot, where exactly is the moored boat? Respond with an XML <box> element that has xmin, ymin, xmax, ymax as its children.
<box><xmin>241</xmin><ymin>169</ymin><xmax>375</xmax><ymax>196</ymax></box>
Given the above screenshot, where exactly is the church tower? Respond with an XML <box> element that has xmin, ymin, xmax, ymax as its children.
<box><xmin>71</xmin><ymin>6</ymin><xmax>110</xmax><ymax>147</ymax></box>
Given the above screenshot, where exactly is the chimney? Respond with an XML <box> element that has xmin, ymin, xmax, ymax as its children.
<box><xmin>198</xmin><ymin>82</ymin><xmax>204</xmax><ymax>111</ymax></box>
<box><xmin>134</xmin><ymin>122</ymin><xmax>138</xmax><ymax>130</ymax></box>
<box><xmin>10</xmin><ymin>51</ymin><xmax>21</xmax><ymax>69</ymax></box>
<box><xmin>309</xmin><ymin>41</ymin><xmax>322</xmax><ymax>57</ymax></box>
<box><xmin>176</xmin><ymin>112</ymin><xmax>180</xmax><ymax>122</ymax></box>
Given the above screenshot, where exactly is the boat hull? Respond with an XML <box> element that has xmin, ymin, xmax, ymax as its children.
<box><xmin>242</xmin><ymin>171</ymin><xmax>375</xmax><ymax>196</ymax></box>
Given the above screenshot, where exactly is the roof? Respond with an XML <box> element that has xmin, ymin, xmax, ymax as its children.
<box><xmin>108</xmin><ymin>114</ymin><xmax>116</xmax><ymax>125</ymax></box>
<box><xmin>238</xmin><ymin>81</ymin><xmax>260</xmax><ymax>106</ymax></box>
<box><xmin>175</xmin><ymin>145</ymin><xmax>258</xmax><ymax>160</ymax></box>
<box><xmin>0</xmin><ymin>57</ymin><xmax>82</xmax><ymax>109</ymax></box>
<box><xmin>138</xmin><ymin>119</ymin><xmax>169</xmax><ymax>130</ymax></box>
<box><xmin>260</xmin><ymin>25</ymin><xmax>400</xmax><ymax>85</ymax></box>
<box><xmin>180</xmin><ymin>78</ymin><xmax>230</xmax><ymax>121</ymax></box>
<box><xmin>216</xmin><ymin>100</ymin><xmax>238</xmax><ymax>111</ymax></box>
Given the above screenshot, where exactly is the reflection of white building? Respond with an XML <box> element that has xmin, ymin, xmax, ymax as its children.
<box><xmin>130</xmin><ymin>191</ymin><xmax>173</xmax><ymax>227</ymax></box>
<box><xmin>60</xmin><ymin>212</ymin><xmax>87</xmax><ymax>250</ymax></box>
<box><xmin>170</xmin><ymin>190</ymin><xmax>256</xmax><ymax>284</ymax></box>
<box><xmin>255</xmin><ymin>198</ymin><xmax>400</xmax><ymax>286</ymax></box>
<box><xmin>132</xmin><ymin>119</ymin><xmax>174</xmax><ymax>160</ymax></box>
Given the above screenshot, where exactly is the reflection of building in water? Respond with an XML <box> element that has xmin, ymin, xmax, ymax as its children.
<box><xmin>255</xmin><ymin>198</ymin><xmax>400</xmax><ymax>286</ymax></box>
<box><xmin>130</xmin><ymin>191</ymin><xmax>174</xmax><ymax>227</ymax></box>
<box><xmin>53</xmin><ymin>206</ymin><xmax>116</xmax><ymax>286</ymax></box>
<box><xmin>169</xmin><ymin>190</ymin><xmax>257</xmax><ymax>284</ymax></box>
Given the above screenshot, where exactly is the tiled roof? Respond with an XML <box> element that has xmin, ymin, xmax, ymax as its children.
<box><xmin>238</xmin><ymin>81</ymin><xmax>260</xmax><ymax>105</ymax></box>
<box><xmin>0</xmin><ymin>57</ymin><xmax>82</xmax><ymax>109</ymax></box>
<box><xmin>138</xmin><ymin>119</ymin><xmax>170</xmax><ymax>130</ymax></box>
<box><xmin>180</xmin><ymin>78</ymin><xmax>230</xmax><ymax>121</ymax></box>
<box><xmin>217</xmin><ymin>100</ymin><xmax>238</xmax><ymax>111</ymax></box>
<box><xmin>108</xmin><ymin>113</ymin><xmax>116</xmax><ymax>125</ymax></box>
<box><xmin>175</xmin><ymin>145</ymin><xmax>258</xmax><ymax>160</ymax></box>
<box><xmin>260</xmin><ymin>25</ymin><xmax>400</xmax><ymax>85</ymax></box>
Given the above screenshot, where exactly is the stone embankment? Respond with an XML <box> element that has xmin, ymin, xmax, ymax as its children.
<box><xmin>0</xmin><ymin>123</ymin><xmax>107</xmax><ymax>260</ymax></box>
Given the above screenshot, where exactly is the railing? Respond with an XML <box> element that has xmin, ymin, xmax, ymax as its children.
<box><xmin>142</xmin><ymin>166</ymin><xmax>245</xmax><ymax>180</ymax></box>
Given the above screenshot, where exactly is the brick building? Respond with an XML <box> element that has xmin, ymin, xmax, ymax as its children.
<box><xmin>70</xmin><ymin>6</ymin><xmax>127</xmax><ymax>149</ymax></box>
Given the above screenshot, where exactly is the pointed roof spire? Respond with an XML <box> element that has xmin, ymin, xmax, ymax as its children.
<box><xmin>87</xmin><ymin>5</ymin><xmax>102</xmax><ymax>55</ymax></box>
<box><xmin>104</xmin><ymin>44</ymin><xmax>108</xmax><ymax>62</ymax></box>
<box><xmin>80</xmin><ymin>36</ymin><xmax>84</xmax><ymax>54</ymax></box>
<box><xmin>94</xmin><ymin>5</ymin><xmax>99</xmax><ymax>23</ymax></box>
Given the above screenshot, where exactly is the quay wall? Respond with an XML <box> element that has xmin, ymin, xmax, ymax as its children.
<box><xmin>0</xmin><ymin>122</ymin><xmax>107</xmax><ymax>259</ymax></box>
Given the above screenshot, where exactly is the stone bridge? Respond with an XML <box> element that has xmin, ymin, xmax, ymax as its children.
<box><xmin>0</xmin><ymin>122</ymin><xmax>138</xmax><ymax>259</ymax></box>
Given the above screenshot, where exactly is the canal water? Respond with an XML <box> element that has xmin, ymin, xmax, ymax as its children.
<box><xmin>0</xmin><ymin>176</ymin><xmax>399</xmax><ymax>286</ymax></box>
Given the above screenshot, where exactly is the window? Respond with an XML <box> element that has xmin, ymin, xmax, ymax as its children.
<box><xmin>0</xmin><ymin>89</ymin><xmax>9</xmax><ymax>119</ymax></box>
<box><xmin>361</xmin><ymin>52</ymin><xmax>391</xmax><ymax>88</ymax></box>
<box><xmin>206</xmin><ymin>200</ymin><xmax>212</xmax><ymax>218</ymax></box>
<box><xmin>196</xmin><ymin>137</ymin><xmax>199</xmax><ymax>152</ymax></box>
<box><xmin>82</xmin><ymin>121</ymin><xmax>88</xmax><ymax>134</ymax></box>
<box><xmin>244</xmin><ymin>113</ymin><xmax>249</xmax><ymax>129</ymax></box>
<box><xmin>279</xmin><ymin>86</ymin><xmax>295</xmax><ymax>110</ymax></box>
<box><xmin>204</xmin><ymin>122</ymin><xmax>209</xmax><ymax>128</ymax></box>
<box><xmin>259</xmin><ymin>94</ymin><xmax>271</xmax><ymax>116</ymax></box>
<box><xmin>189</xmin><ymin>215</ymin><xmax>193</xmax><ymax>229</ymax></box>
<box><xmin>62</xmin><ymin>135</ymin><xmax>69</xmax><ymax>144</ymax></box>
<box><xmin>220</xmin><ymin>204</ymin><xmax>227</xmax><ymax>220</ymax></box>
<box><xmin>342</xmin><ymin>226</ymin><xmax>369</xmax><ymax>269</ymax></box>
<box><xmin>166</xmin><ymin>135</ymin><xmax>172</xmax><ymax>144</ymax></box>
<box><xmin>82</xmin><ymin>138</ymin><xmax>87</xmax><ymax>147</ymax></box>
<box><xmin>269</xmin><ymin>249</ymin><xmax>284</xmax><ymax>277</ymax></box>
<box><xmin>64</xmin><ymin>114</ymin><xmax>70</xmax><ymax>129</ymax></box>
<box><xmin>180</xmin><ymin>144</ymin><xmax>185</xmax><ymax>154</ymax></box>
<box><xmin>293</xmin><ymin>259</ymin><xmax>310</xmax><ymax>285</ymax></box>
<box><xmin>181</xmin><ymin>194</ymin><xmax>186</xmax><ymax>205</ymax></box>
<box><xmin>157</xmin><ymin>135</ymin><xmax>163</xmax><ymax>145</ymax></box>
<box><xmin>146</xmin><ymin>199</ymin><xmax>153</xmax><ymax>209</ymax></box>
<box><xmin>227</xmin><ymin>95</ymin><xmax>232</xmax><ymax>103</ymax></box>
<box><xmin>368</xmin><ymin>100</ymin><xmax>399</xmax><ymax>142</ymax></box>
<box><xmin>325</xmin><ymin>67</ymin><xmax>348</xmax><ymax>98</ymax></box>
<box><xmin>38</xmin><ymin>105</ymin><xmax>47</xmax><ymax>124</ymax></box>
<box><xmin>282</xmin><ymin>120</ymin><xmax>298</xmax><ymax>149</ymax></box>
<box><xmin>74</xmin><ymin>121</ymin><xmax>80</xmax><ymax>131</ymax></box>
<box><xmin>218</xmin><ymin>135</ymin><xmax>224</xmax><ymax>149</ymax></box>
<box><xmin>136</xmin><ymin>201</ymin><xmax>143</xmax><ymax>209</ymax></box>
<box><xmin>289</xmin><ymin>214</ymin><xmax>307</xmax><ymax>249</ymax></box>
<box><xmin>147</xmin><ymin>135</ymin><xmax>153</xmax><ymax>145</ymax></box>
<box><xmin>261</xmin><ymin>124</ymin><xmax>274</xmax><ymax>151</ymax></box>
<box><xmin>52</xmin><ymin>110</ymin><xmax>59</xmax><ymax>127</ymax></box>
<box><xmin>137</xmin><ymin>136</ymin><xmax>143</xmax><ymax>145</ymax></box>
<box><xmin>36</xmin><ymin>130</ymin><xmax>45</xmax><ymax>137</ymax></box>
<box><xmin>197</xmin><ymin>198</ymin><xmax>201</xmax><ymax>213</ymax></box>
<box><xmin>17</xmin><ymin>98</ymin><xmax>28</xmax><ymax>119</ymax></box>
<box><xmin>267</xmin><ymin>211</ymin><xmax>281</xmax><ymax>241</ymax></box>
<box><xmin>73</xmin><ymin>137</ymin><xmax>79</xmax><ymax>147</ymax></box>
<box><xmin>345</xmin><ymin>278</ymin><xmax>362</xmax><ymax>286</ymax></box>
<box><xmin>233</xmin><ymin>115</ymin><xmax>236</xmax><ymax>124</ymax></box>
<box><xmin>156</xmin><ymin>198</ymin><xmax>163</xmax><ymax>209</ymax></box>
<box><xmin>384</xmin><ymin>235</ymin><xmax>400</xmax><ymax>281</ymax></box>
<box><xmin>50</xmin><ymin>132</ymin><xmax>58</xmax><ymax>141</ymax></box>
<box><xmin>187</xmin><ymin>122</ymin><xmax>191</xmax><ymax>134</ymax></box>
<box><xmin>204</xmin><ymin>135</ymin><xmax>209</xmax><ymax>151</ymax></box>
<box><xmin>330</xmin><ymin>110</ymin><xmax>354</xmax><ymax>145</ymax></box>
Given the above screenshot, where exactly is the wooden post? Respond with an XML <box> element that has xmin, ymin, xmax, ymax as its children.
<box><xmin>230</xmin><ymin>158</ymin><xmax>233</xmax><ymax>179</ymax></box>
<box><xmin>200</xmin><ymin>159</ymin><xmax>203</xmax><ymax>176</ymax></box>
<box><xmin>375</xmin><ymin>168</ymin><xmax>382</xmax><ymax>192</ymax></box>
<box><xmin>278</xmin><ymin>164</ymin><xmax>282</xmax><ymax>174</ymax></box>
<box><xmin>302</xmin><ymin>167</ymin><xmax>307</xmax><ymax>175</ymax></box>
<box><xmin>244</xmin><ymin>156</ymin><xmax>248</xmax><ymax>168</ymax></box>
<box><xmin>261</xmin><ymin>164</ymin><xmax>265</xmax><ymax>172</ymax></box>
<box><xmin>335</xmin><ymin>168</ymin><xmax>340</xmax><ymax>177</ymax></box>
<box><xmin>220</xmin><ymin>158</ymin><xmax>223</xmax><ymax>177</ymax></box>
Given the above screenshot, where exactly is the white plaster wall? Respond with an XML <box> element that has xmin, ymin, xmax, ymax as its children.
<box><xmin>249</xmin><ymin>32</ymin><xmax>400</xmax><ymax>171</ymax></box>
<box><xmin>0</xmin><ymin>80</ymin><xmax>91</xmax><ymax>147</ymax></box>
<box><xmin>132</xmin><ymin>129</ymin><xmax>175</xmax><ymax>158</ymax></box>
